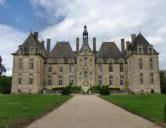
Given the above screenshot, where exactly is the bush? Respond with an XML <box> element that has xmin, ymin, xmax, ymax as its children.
<box><xmin>61</xmin><ymin>86</ymin><xmax>71</xmax><ymax>95</ymax></box>
<box><xmin>0</xmin><ymin>76</ymin><xmax>11</xmax><ymax>94</ymax></box>
<box><xmin>99</xmin><ymin>85</ymin><xmax>110</xmax><ymax>95</ymax></box>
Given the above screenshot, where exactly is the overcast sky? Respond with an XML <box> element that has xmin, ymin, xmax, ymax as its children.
<box><xmin>0</xmin><ymin>0</ymin><xmax>166</xmax><ymax>76</ymax></box>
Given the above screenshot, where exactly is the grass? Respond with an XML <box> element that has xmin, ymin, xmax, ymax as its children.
<box><xmin>100</xmin><ymin>94</ymin><xmax>166</xmax><ymax>121</ymax></box>
<box><xmin>0</xmin><ymin>94</ymin><xmax>72</xmax><ymax>128</ymax></box>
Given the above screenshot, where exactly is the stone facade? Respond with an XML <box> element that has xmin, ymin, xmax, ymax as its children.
<box><xmin>11</xmin><ymin>25</ymin><xmax>161</xmax><ymax>94</ymax></box>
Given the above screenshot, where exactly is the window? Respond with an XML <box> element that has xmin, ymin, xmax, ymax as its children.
<box><xmin>29</xmin><ymin>59</ymin><xmax>34</xmax><ymax>69</ymax></box>
<box><xmin>109</xmin><ymin>63</ymin><xmax>113</xmax><ymax>72</ymax></box>
<box><xmin>120</xmin><ymin>76</ymin><xmax>124</xmax><ymax>85</ymax></box>
<box><xmin>58</xmin><ymin>64</ymin><xmax>63</xmax><ymax>72</ymax></box>
<box><xmin>140</xmin><ymin>73</ymin><xmax>144</xmax><ymax>84</ymax></box>
<box><xmin>69</xmin><ymin>76</ymin><xmax>74</xmax><ymax>85</ymax></box>
<box><xmin>149</xmin><ymin>48</ymin><xmax>152</xmax><ymax>54</ymax></box>
<box><xmin>98</xmin><ymin>76</ymin><xmax>102</xmax><ymax>85</ymax></box>
<box><xmin>150</xmin><ymin>73</ymin><xmax>154</xmax><ymax>84</ymax></box>
<box><xmin>48</xmin><ymin>76</ymin><xmax>52</xmax><ymax>85</ymax></box>
<box><xmin>69</xmin><ymin>64</ymin><xmax>74</xmax><ymax>72</ymax></box>
<box><xmin>150</xmin><ymin>59</ymin><xmax>153</xmax><ymax>69</ymax></box>
<box><xmin>19</xmin><ymin>59</ymin><xmax>23</xmax><ymax>69</ymax></box>
<box><xmin>18</xmin><ymin>73</ymin><xmax>22</xmax><ymax>84</ymax></box>
<box><xmin>58</xmin><ymin>76</ymin><xmax>63</xmax><ymax>85</ymax></box>
<box><xmin>84</xmin><ymin>72</ymin><xmax>88</xmax><ymax>80</ymax></box>
<box><xmin>138</xmin><ymin>48</ymin><xmax>142</xmax><ymax>54</ymax></box>
<box><xmin>120</xmin><ymin>63</ymin><xmax>123</xmax><ymax>72</ymax></box>
<box><xmin>98</xmin><ymin>64</ymin><xmax>102</xmax><ymax>72</ymax></box>
<box><xmin>139</xmin><ymin>59</ymin><xmax>143</xmax><ymax>69</ymax></box>
<box><xmin>84</xmin><ymin>58</ymin><xmax>88</xmax><ymax>66</ymax></box>
<box><xmin>109</xmin><ymin>76</ymin><xmax>113</xmax><ymax>85</ymax></box>
<box><xmin>19</xmin><ymin>48</ymin><xmax>23</xmax><ymax>54</ymax></box>
<box><xmin>30</xmin><ymin>47</ymin><xmax>35</xmax><ymax>54</ymax></box>
<box><xmin>29</xmin><ymin>73</ymin><xmax>33</xmax><ymax>84</ymax></box>
<box><xmin>48</xmin><ymin>64</ymin><xmax>52</xmax><ymax>72</ymax></box>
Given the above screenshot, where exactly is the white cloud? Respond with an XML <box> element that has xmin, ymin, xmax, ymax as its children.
<box><xmin>0</xmin><ymin>24</ymin><xmax>27</xmax><ymax>76</ymax></box>
<box><xmin>30</xmin><ymin>0</ymin><xmax>166</xmax><ymax>69</ymax></box>
<box><xmin>0</xmin><ymin>0</ymin><xmax>5</xmax><ymax>5</ymax></box>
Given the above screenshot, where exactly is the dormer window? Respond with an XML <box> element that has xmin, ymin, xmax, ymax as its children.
<box><xmin>19</xmin><ymin>48</ymin><xmax>23</xmax><ymax>54</ymax></box>
<box><xmin>30</xmin><ymin>47</ymin><xmax>35</xmax><ymax>54</ymax></box>
<box><xmin>149</xmin><ymin>48</ymin><xmax>153</xmax><ymax>54</ymax></box>
<box><xmin>138</xmin><ymin>48</ymin><xmax>142</xmax><ymax>54</ymax></box>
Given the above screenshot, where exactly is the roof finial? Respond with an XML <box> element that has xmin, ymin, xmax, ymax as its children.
<box><xmin>139</xmin><ymin>26</ymin><xmax>142</xmax><ymax>34</ymax></box>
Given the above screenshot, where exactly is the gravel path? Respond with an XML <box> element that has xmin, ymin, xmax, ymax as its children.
<box><xmin>27</xmin><ymin>95</ymin><xmax>161</xmax><ymax>128</ymax></box>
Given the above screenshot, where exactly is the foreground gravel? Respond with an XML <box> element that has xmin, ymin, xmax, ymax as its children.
<box><xmin>27</xmin><ymin>95</ymin><xmax>161</xmax><ymax>128</ymax></box>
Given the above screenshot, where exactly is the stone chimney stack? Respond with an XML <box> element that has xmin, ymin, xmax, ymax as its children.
<box><xmin>93</xmin><ymin>37</ymin><xmax>96</xmax><ymax>53</ymax></box>
<box><xmin>47</xmin><ymin>38</ymin><xmax>51</xmax><ymax>52</ymax></box>
<box><xmin>34</xmin><ymin>32</ymin><xmax>38</xmax><ymax>40</ymax></box>
<box><xmin>126</xmin><ymin>41</ymin><xmax>130</xmax><ymax>49</ymax></box>
<box><xmin>41</xmin><ymin>41</ymin><xmax>44</xmax><ymax>48</ymax></box>
<box><xmin>76</xmin><ymin>38</ymin><xmax>79</xmax><ymax>52</ymax></box>
<box><xmin>121</xmin><ymin>38</ymin><xmax>125</xmax><ymax>54</ymax></box>
<box><xmin>131</xmin><ymin>34</ymin><xmax>136</xmax><ymax>43</ymax></box>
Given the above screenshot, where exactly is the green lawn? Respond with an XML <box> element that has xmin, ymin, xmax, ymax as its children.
<box><xmin>0</xmin><ymin>94</ymin><xmax>72</xmax><ymax>128</ymax></box>
<box><xmin>100</xmin><ymin>94</ymin><xmax>166</xmax><ymax>121</ymax></box>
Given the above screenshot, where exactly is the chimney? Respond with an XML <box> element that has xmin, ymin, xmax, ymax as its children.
<box><xmin>126</xmin><ymin>41</ymin><xmax>130</xmax><ymax>49</ymax></box>
<box><xmin>76</xmin><ymin>38</ymin><xmax>79</xmax><ymax>52</ymax></box>
<box><xmin>131</xmin><ymin>34</ymin><xmax>136</xmax><ymax>43</ymax></box>
<box><xmin>34</xmin><ymin>32</ymin><xmax>38</xmax><ymax>40</ymax></box>
<box><xmin>41</xmin><ymin>41</ymin><xmax>44</xmax><ymax>48</ymax></box>
<box><xmin>121</xmin><ymin>38</ymin><xmax>125</xmax><ymax>54</ymax></box>
<box><xmin>47</xmin><ymin>38</ymin><xmax>51</xmax><ymax>52</ymax></box>
<box><xmin>93</xmin><ymin>37</ymin><xmax>96</xmax><ymax>53</ymax></box>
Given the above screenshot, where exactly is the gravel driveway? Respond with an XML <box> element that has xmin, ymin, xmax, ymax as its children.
<box><xmin>27</xmin><ymin>95</ymin><xmax>161</xmax><ymax>128</ymax></box>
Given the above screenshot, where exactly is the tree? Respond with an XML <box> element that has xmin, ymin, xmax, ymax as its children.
<box><xmin>0</xmin><ymin>56</ymin><xmax>6</xmax><ymax>76</ymax></box>
<box><xmin>160</xmin><ymin>70</ymin><xmax>166</xmax><ymax>94</ymax></box>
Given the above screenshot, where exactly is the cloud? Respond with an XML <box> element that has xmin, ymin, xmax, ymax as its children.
<box><xmin>30</xmin><ymin>0</ymin><xmax>166</xmax><ymax>69</ymax></box>
<box><xmin>0</xmin><ymin>0</ymin><xmax>5</xmax><ymax>5</ymax></box>
<box><xmin>0</xmin><ymin>24</ymin><xmax>27</xmax><ymax>76</ymax></box>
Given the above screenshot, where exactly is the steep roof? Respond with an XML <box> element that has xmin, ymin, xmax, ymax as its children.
<box><xmin>50</xmin><ymin>42</ymin><xmax>75</xmax><ymax>62</ymax></box>
<box><xmin>130</xmin><ymin>33</ymin><xmax>158</xmax><ymax>54</ymax></box>
<box><xmin>96</xmin><ymin>42</ymin><xmax>122</xmax><ymax>60</ymax></box>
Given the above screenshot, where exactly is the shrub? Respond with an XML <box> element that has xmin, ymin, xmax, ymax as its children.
<box><xmin>0</xmin><ymin>76</ymin><xmax>11</xmax><ymax>94</ymax></box>
<box><xmin>99</xmin><ymin>85</ymin><xmax>110</xmax><ymax>95</ymax></box>
<box><xmin>61</xmin><ymin>86</ymin><xmax>71</xmax><ymax>95</ymax></box>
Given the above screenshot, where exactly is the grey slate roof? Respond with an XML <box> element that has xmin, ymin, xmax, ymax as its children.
<box><xmin>130</xmin><ymin>33</ymin><xmax>158</xmax><ymax>54</ymax></box>
<box><xmin>96</xmin><ymin>42</ymin><xmax>123</xmax><ymax>61</ymax></box>
<box><xmin>50</xmin><ymin>42</ymin><xmax>75</xmax><ymax>62</ymax></box>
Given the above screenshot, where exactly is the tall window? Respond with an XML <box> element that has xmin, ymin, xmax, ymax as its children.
<box><xmin>58</xmin><ymin>64</ymin><xmax>63</xmax><ymax>72</ymax></box>
<box><xmin>140</xmin><ymin>73</ymin><xmax>144</xmax><ymax>84</ymax></box>
<box><xmin>48</xmin><ymin>76</ymin><xmax>52</xmax><ymax>85</ymax></box>
<box><xmin>109</xmin><ymin>63</ymin><xmax>113</xmax><ymax>72</ymax></box>
<box><xmin>29</xmin><ymin>59</ymin><xmax>34</xmax><ymax>69</ymax></box>
<box><xmin>150</xmin><ymin>73</ymin><xmax>154</xmax><ymax>84</ymax></box>
<box><xmin>69</xmin><ymin>76</ymin><xmax>74</xmax><ymax>85</ymax></box>
<box><xmin>98</xmin><ymin>64</ymin><xmax>102</xmax><ymax>72</ymax></box>
<box><xmin>120</xmin><ymin>63</ymin><xmax>123</xmax><ymax>72</ymax></box>
<box><xmin>84</xmin><ymin>72</ymin><xmax>88</xmax><ymax>80</ymax></box>
<box><xmin>84</xmin><ymin>58</ymin><xmax>88</xmax><ymax>66</ymax></box>
<box><xmin>109</xmin><ymin>76</ymin><xmax>113</xmax><ymax>85</ymax></box>
<box><xmin>58</xmin><ymin>76</ymin><xmax>63</xmax><ymax>85</ymax></box>
<box><xmin>150</xmin><ymin>59</ymin><xmax>153</xmax><ymax>69</ymax></box>
<box><xmin>18</xmin><ymin>73</ymin><xmax>22</xmax><ymax>84</ymax></box>
<box><xmin>19</xmin><ymin>59</ymin><xmax>23</xmax><ymax>69</ymax></box>
<box><xmin>120</xmin><ymin>76</ymin><xmax>124</xmax><ymax>85</ymax></box>
<box><xmin>29</xmin><ymin>73</ymin><xmax>33</xmax><ymax>84</ymax></box>
<box><xmin>139</xmin><ymin>59</ymin><xmax>143</xmax><ymax>69</ymax></box>
<box><xmin>69</xmin><ymin>64</ymin><xmax>74</xmax><ymax>72</ymax></box>
<box><xmin>98</xmin><ymin>76</ymin><xmax>102</xmax><ymax>85</ymax></box>
<box><xmin>48</xmin><ymin>64</ymin><xmax>52</xmax><ymax>72</ymax></box>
